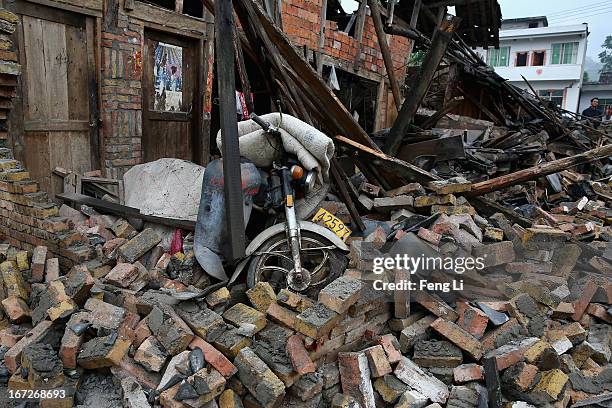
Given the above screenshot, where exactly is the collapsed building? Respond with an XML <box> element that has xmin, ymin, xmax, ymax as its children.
<box><xmin>0</xmin><ymin>0</ymin><xmax>610</xmax><ymax>408</ymax></box>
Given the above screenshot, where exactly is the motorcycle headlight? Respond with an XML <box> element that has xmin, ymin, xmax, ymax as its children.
<box><xmin>303</xmin><ymin>171</ymin><xmax>316</xmax><ymax>194</ymax></box>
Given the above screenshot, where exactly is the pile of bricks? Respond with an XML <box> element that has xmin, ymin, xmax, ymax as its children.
<box><xmin>0</xmin><ymin>8</ymin><xmax>20</xmax><ymax>144</ymax></box>
<box><xmin>0</xmin><ymin>203</ymin><xmax>611</xmax><ymax>407</ymax></box>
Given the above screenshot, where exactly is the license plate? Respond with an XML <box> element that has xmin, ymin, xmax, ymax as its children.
<box><xmin>312</xmin><ymin>208</ymin><xmax>352</xmax><ymax>241</ymax></box>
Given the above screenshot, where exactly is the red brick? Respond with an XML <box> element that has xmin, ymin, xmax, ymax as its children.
<box><xmin>456</xmin><ymin>301</ymin><xmax>489</xmax><ymax>339</ymax></box>
<box><xmin>189</xmin><ymin>336</ymin><xmax>238</xmax><ymax>378</ymax></box>
<box><xmin>60</xmin><ymin>312</ymin><xmax>89</xmax><ymax>369</ymax></box>
<box><xmin>45</xmin><ymin>258</ymin><xmax>59</xmax><ymax>282</ymax></box>
<box><xmin>430</xmin><ymin>318</ymin><xmax>483</xmax><ymax>360</ymax></box>
<box><xmin>363</xmin><ymin>345</ymin><xmax>392</xmax><ymax>378</ymax></box>
<box><xmin>376</xmin><ymin>334</ymin><xmax>402</xmax><ymax>364</ymax></box>
<box><xmin>1</xmin><ymin>295</ymin><xmax>30</xmax><ymax>323</ymax></box>
<box><xmin>572</xmin><ymin>280</ymin><xmax>598</xmax><ymax>321</ymax></box>
<box><xmin>4</xmin><ymin>320</ymin><xmax>53</xmax><ymax>372</ymax></box>
<box><xmin>286</xmin><ymin>334</ymin><xmax>315</xmax><ymax>375</ymax></box>
<box><xmin>0</xmin><ymin>328</ymin><xmax>23</xmax><ymax>348</ymax></box>
<box><xmin>30</xmin><ymin>245</ymin><xmax>47</xmax><ymax>282</ymax></box>
<box><xmin>453</xmin><ymin>363</ymin><xmax>484</xmax><ymax>383</ymax></box>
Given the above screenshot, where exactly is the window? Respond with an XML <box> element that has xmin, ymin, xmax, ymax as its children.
<box><xmin>152</xmin><ymin>42</ymin><xmax>184</xmax><ymax>112</ymax></box>
<box><xmin>487</xmin><ymin>47</ymin><xmax>510</xmax><ymax>67</ymax></box>
<box><xmin>532</xmin><ymin>51</ymin><xmax>545</xmax><ymax>66</ymax></box>
<box><xmin>597</xmin><ymin>98</ymin><xmax>612</xmax><ymax>110</ymax></box>
<box><xmin>516</xmin><ymin>52</ymin><xmax>528</xmax><ymax>67</ymax></box>
<box><xmin>138</xmin><ymin>0</ymin><xmax>203</xmax><ymax>18</ymax></box>
<box><xmin>551</xmin><ymin>42</ymin><xmax>578</xmax><ymax>65</ymax></box>
<box><xmin>538</xmin><ymin>90</ymin><xmax>564</xmax><ymax>107</ymax></box>
<box><xmin>528</xmin><ymin>22</ymin><xmax>539</xmax><ymax>28</ymax></box>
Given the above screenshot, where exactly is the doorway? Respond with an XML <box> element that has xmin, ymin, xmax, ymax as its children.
<box><xmin>12</xmin><ymin>2</ymin><xmax>98</xmax><ymax>197</ymax></box>
<box><xmin>142</xmin><ymin>30</ymin><xmax>203</xmax><ymax>163</ymax></box>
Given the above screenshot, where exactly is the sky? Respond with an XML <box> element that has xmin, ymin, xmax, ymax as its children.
<box><xmin>498</xmin><ymin>0</ymin><xmax>611</xmax><ymax>60</ymax></box>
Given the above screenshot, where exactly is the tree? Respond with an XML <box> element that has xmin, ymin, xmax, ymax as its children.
<box><xmin>598</xmin><ymin>35</ymin><xmax>612</xmax><ymax>72</ymax></box>
<box><xmin>583</xmin><ymin>71</ymin><xmax>590</xmax><ymax>82</ymax></box>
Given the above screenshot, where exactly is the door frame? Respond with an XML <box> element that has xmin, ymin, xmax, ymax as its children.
<box><xmin>142</xmin><ymin>28</ymin><xmax>204</xmax><ymax>164</ymax></box>
<box><xmin>6</xmin><ymin>0</ymin><xmax>101</xmax><ymax>172</ymax></box>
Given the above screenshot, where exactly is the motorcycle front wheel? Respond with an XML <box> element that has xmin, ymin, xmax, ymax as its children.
<box><xmin>246</xmin><ymin>231</ymin><xmax>347</xmax><ymax>298</ymax></box>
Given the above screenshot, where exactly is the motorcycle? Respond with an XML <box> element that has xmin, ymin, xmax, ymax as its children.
<box><xmin>195</xmin><ymin>113</ymin><xmax>348</xmax><ymax>296</ymax></box>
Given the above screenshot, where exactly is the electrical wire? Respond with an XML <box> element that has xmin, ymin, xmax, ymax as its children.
<box><xmin>547</xmin><ymin>6</ymin><xmax>612</xmax><ymax>21</ymax></box>
<box><xmin>548</xmin><ymin>8</ymin><xmax>612</xmax><ymax>24</ymax></box>
<box><xmin>546</xmin><ymin>1</ymin><xmax>608</xmax><ymax>17</ymax></box>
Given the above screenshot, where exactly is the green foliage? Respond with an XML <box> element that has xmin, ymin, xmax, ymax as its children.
<box><xmin>583</xmin><ymin>71</ymin><xmax>590</xmax><ymax>82</ymax></box>
<box><xmin>408</xmin><ymin>50</ymin><xmax>426</xmax><ymax>67</ymax></box>
<box><xmin>598</xmin><ymin>35</ymin><xmax>612</xmax><ymax>72</ymax></box>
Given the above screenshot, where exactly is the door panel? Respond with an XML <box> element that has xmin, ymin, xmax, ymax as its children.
<box><xmin>17</xmin><ymin>6</ymin><xmax>95</xmax><ymax>196</ymax></box>
<box><xmin>143</xmin><ymin>30</ymin><xmax>198</xmax><ymax>163</ymax></box>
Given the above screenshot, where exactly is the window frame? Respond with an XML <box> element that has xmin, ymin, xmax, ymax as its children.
<box><xmin>551</xmin><ymin>42</ymin><xmax>579</xmax><ymax>65</ymax></box>
<box><xmin>487</xmin><ymin>46</ymin><xmax>511</xmax><ymax>67</ymax></box>
<box><xmin>531</xmin><ymin>50</ymin><xmax>546</xmax><ymax>66</ymax></box>
<box><xmin>538</xmin><ymin>89</ymin><xmax>564</xmax><ymax>107</ymax></box>
<box><xmin>515</xmin><ymin>51</ymin><xmax>529</xmax><ymax>67</ymax></box>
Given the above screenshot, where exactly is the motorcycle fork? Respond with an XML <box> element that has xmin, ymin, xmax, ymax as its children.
<box><xmin>281</xmin><ymin>168</ymin><xmax>306</xmax><ymax>288</ymax></box>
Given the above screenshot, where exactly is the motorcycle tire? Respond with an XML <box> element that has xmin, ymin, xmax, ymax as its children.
<box><xmin>246</xmin><ymin>231</ymin><xmax>347</xmax><ymax>298</ymax></box>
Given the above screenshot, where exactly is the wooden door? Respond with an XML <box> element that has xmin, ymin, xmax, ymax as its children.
<box><xmin>143</xmin><ymin>30</ymin><xmax>200</xmax><ymax>163</ymax></box>
<box><xmin>13</xmin><ymin>3</ymin><xmax>98</xmax><ymax>196</ymax></box>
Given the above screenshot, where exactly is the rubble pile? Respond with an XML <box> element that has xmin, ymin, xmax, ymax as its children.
<box><xmin>0</xmin><ymin>158</ymin><xmax>610</xmax><ymax>407</ymax></box>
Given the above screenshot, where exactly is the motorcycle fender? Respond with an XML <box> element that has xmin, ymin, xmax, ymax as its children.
<box><xmin>229</xmin><ymin>221</ymin><xmax>349</xmax><ymax>284</ymax></box>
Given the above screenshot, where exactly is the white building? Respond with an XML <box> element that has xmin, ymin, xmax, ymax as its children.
<box><xmin>476</xmin><ymin>17</ymin><xmax>588</xmax><ymax>112</ymax></box>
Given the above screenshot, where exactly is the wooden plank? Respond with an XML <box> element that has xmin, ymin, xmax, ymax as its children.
<box><xmin>369</xmin><ymin>0</ymin><xmax>401</xmax><ymax>111</ymax></box>
<box><xmin>21</xmin><ymin>0</ymin><xmax>103</xmax><ymax>14</ymax></box>
<box><xmin>466</xmin><ymin>144</ymin><xmax>612</xmax><ymax>197</ymax></box>
<box><xmin>335</xmin><ymin>135</ymin><xmax>439</xmax><ymax>184</ymax></box>
<box><xmin>330</xmin><ymin>160</ymin><xmax>366</xmax><ymax>232</ymax></box>
<box><xmin>65</xmin><ymin>24</ymin><xmax>89</xmax><ymax>121</ymax></box>
<box><xmin>24</xmin><ymin>120</ymin><xmax>90</xmax><ymax>132</ymax></box>
<box><xmin>216</xmin><ymin>0</ymin><xmax>246</xmax><ymax>260</ymax></box>
<box><xmin>244</xmin><ymin>0</ymin><xmax>376</xmax><ymax>149</ymax></box>
<box><xmin>57</xmin><ymin>192</ymin><xmax>196</xmax><ymax>230</ymax></box>
<box><xmin>23</xmin><ymin>132</ymin><xmax>51</xmax><ymax>195</ymax></box>
<box><xmin>22</xmin><ymin>16</ymin><xmax>48</xmax><ymax>122</ymax></box>
<box><xmin>42</xmin><ymin>19</ymin><xmax>69</xmax><ymax>121</ymax></box>
<box><xmin>385</xmin><ymin>15</ymin><xmax>461</xmax><ymax>156</ymax></box>
<box><xmin>87</xmin><ymin>16</ymin><xmax>101</xmax><ymax>172</ymax></box>
<box><xmin>49</xmin><ymin>131</ymin><xmax>73</xmax><ymax>195</ymax></box>
<box><xmin>316</xmin><ymin>0</ymin><xmax>328</xmax><ymax>75</ymax></box>
<box><xmin>69</xmin><ymin>131</ymin><xmax>92</xmax><ymax>174</ymax></box>
<box><xmin>126</xmin><ymin>1</ymin><xmax>208</xmax><ymax>36</ymax></box>
<box><xmin>352</xmin><ymin>0</ymin><xmax>367</xmax><ymax>69</ymax></box>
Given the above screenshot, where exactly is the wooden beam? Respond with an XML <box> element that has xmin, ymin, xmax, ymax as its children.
<box><xmin>410</xmin><ymin>0</ymin><xmax>421</xmax><ymax>28</ymax></box>
<box><xmin>215</xmin><ymin>0</ymin><xmax>246</xmax><ymax>260</ymax></box>
<box><xmin>330</xmin><ymin>160</ymin><xmax>366</xmax><ymax>232</ymax></box>
<box><xmin>244</xmin><ymin>0</ymin><xmax>376</xmax><ymax>149</ymax></box>
<box><xmin>385</xmin><ymin>15</ymin><xmax>460</xmax><ymax>156</ymax></box>
<box><xmin>57</xmin><ymin>193</ymin><xmax>195</xmax><ymax>230</ymax></box>
<box><xmin>465</xmin><ymin>144</ymin><xmax>612</xmax><ymax>197</ymax></box>
<box><xmin>317</xmin><ymin>0</ymin><xmax>328</xmax><ymax>75</ymax></box>
<box><xmin>335</xmin><ymin>135</ymin><xmax>440</xmax><ymax>184</ymax></box>
<box><xmin>232</xmin><ymin>23</ymin><xmax>254</xmax><ymax>113</ymax></box>
<box><xmin>369</xmin><ymin>0</ymin><xmax>401</xmax><ymax>112</ymax></box>
<box><xmin>352</xmin><ymin>0</ymin><xmax>367</xmax><ymax>70</ymax></box>
<box><xmin>386</xmin><ymin>0</ymin><xmax>396</xmax><ymax>27</ymax></box>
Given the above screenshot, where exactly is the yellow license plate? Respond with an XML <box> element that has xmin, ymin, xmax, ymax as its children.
<box><xmin>312</xmin><ymin>208</ymin><xmax>352</xmax><ymax>241</ymax></box>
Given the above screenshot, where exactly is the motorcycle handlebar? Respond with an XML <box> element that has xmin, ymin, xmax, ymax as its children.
<box><xmin>250</xmin><ymin>113</ymin><xmax>272</xmax><ymax>132</ymax></box>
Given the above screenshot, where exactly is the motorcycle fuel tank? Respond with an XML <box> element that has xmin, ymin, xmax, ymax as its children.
<box><xmin>194</xmin><ymin>158</ymin><xmax>261</xmax><ymax>281</ymax></box>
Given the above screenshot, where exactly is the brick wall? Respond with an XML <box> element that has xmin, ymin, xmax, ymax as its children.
<box><xmin>100</xmin><ymin>1</ymin><xmax>145</xmax><ymax>180</ymax></box>
<box><xmin>0</xmin><ymin>147</ymin><xmax>94</xmax><ymax>270</ymax></box>
<box><xmin>282</xmin><ymin>0</ymin><xmax>411</xmax><ymax>80</ymax></box>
